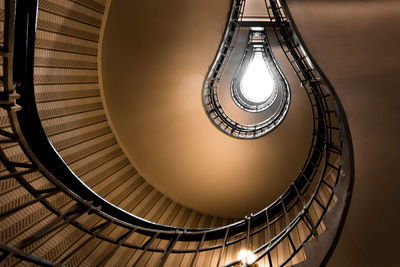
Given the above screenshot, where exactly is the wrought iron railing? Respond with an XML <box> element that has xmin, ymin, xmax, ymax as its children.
<box><xmin>0</xmin><ymin>0</ymin><xmax>353</xmax><ymax>266</ymax></box>
<box><xmin>203</xmin><ymin>0</ymin><xmax>292</xmax><ymax>139</ymax></box>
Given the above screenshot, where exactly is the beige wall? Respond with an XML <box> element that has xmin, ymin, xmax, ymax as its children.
<box><xmin>1</xmin><ymin>1</ymin><xmax>233</xmax><ymax>265</ymax></box>
<box><xmin>286</xmin><ymin>0</ymin><xmax>400</xmax><ymax>266</ymax></box>
<box><xmin>101</xmin><ymin>0</ymin><xmax>313</xmax><ymax>218</ymax></box>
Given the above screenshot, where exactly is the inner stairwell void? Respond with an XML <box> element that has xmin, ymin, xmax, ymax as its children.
<box><xmin>0</xmin><ymin>0</ymin><xmax>354</xmax><ymax>266</ymax></box>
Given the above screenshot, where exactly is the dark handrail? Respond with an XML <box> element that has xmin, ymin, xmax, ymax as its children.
<box><xmin>10</xmin><ymin>0</ymin><xmax>336</xmax><ymax>241</ymax></box>
<box><xmin>0</xmin><ymin>0</ymin><xmax>352</xmax><ymax>265</ymax></box>
<box><xmin>12</xmin><ymin>0</ymin><xmax>200</xmax><ymax>237</ymax></box>
<box><xmin>8</xmin><ymin>0</ymin><xmax>320</xmax><ymax>242</ymax></box>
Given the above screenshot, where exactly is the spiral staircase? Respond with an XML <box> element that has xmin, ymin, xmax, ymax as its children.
<box><xmin>0</xmin><ymin>0</ymin><xmax>358</xmax><ymax>266</ymax></box>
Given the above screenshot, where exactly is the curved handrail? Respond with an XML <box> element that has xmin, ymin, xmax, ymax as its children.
<box><xmin>0</xmin><ymin>0</ymin><xmax>353</xmax><ymax>265</ymax></box>
<box><xmin>10</xmin><ymin>0</ymin><xmax>327</xmax><ymax>239</ymax></box>
<box><xmin>221</xmin><ymin>0</ymin><xmax>352</xmax><ymax>265</ymax></box>
<box><xmin>202</xmin><ymin>16</ymin><xmax>292</xmax><ymax>139</ymax></box>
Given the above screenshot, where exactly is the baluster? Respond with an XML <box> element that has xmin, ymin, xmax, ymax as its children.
<box><xmin>216</xmin><ymin>228</ymin><xmax>230</xmax><ymax>267</ymax></box>
<box><xmin>157</xmin><ymin>233</ymin><xmax>181</xmax><ymax>267</ymax></box>
<box><xmin>190</xmin><ymin>233</ymin><xmax>206</xmax><ymax>267</ymax></box>
<box><xmin>98</xmin><ymin>228</ymin><xmax>136</xmax><ymax>267</ymax></box>
<box><xmin>59</xmin><ymin>220</ymin><xmax>113</xmax><ymax>264</ymax></box>
<box><xmin>133</xmin><ymin>232</ymin><xmax>159</xmax><ymax>266</ymax></box>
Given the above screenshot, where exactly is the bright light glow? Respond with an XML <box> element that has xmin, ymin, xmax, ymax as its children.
<box><xmin>247</xmin><ymin>253</ymin><xmax>256</xmax><ymax>265</ymax></box>
<box><xmin>237</xmin><ymin>250</ymin><xmax>248</xmax><ymax>262</ymax></box>
<box><xmin>241</xmin><ymin>51</ymin><xmax>274</xmax><ymax>103</ymax></box>
<box><xmin>237</xmin><ymin>249</ymin><xmax>257</xmax><ymax>265</ymax></box>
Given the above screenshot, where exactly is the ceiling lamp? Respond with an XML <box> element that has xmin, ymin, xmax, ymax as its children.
<box><xmin>237</xmin><ymin>249</ymin><xmax>258</xmax><ymax>266</ymax></box>
<box><xmin>231</xmin><ymin>28</ymin><xmax>281</xmax><ymax>113</ymax></box>
<box><xmin>202</xmin><ymin>8</ymin><xmax>291</xmax><ymax>138</ymax></box>
<box><xmin>241</xmin><ymin>48</ymin><xmax>274</xmax><ymax>102</ymax></box>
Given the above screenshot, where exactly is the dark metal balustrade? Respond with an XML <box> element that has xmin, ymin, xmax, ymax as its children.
<box><xmin>0</xmin><ymin>0</ymin><xmax>353</xmax><ymax>266</ymax></box>
<box><xmin>203</xmin><ymin>0</ymin><xmax>291</xmax><ymax>139</ymax></box>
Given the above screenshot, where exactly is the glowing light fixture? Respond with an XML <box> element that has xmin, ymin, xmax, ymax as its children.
<box><xmin>237</xmin><ymin>249</ymin><xmax>257</xmax><ymax>265</ymax></box>
<box><xmin>231</xmin><ymin>29</ymin><xmax>281</xmax><ymax>113</ymax></box>
<box><xmin>203</xmin><ymin>22</ymin><xmax>291</xmax><ymax>138</ymax></box>
<box><xmin>240</xmin><ymin>49</ymin><xmax>274</xmax><ymax>103</ymax></box>
<box><xmin>237</xmin><ymin>250</ymin><xmax>248</xmax><ymax>262</ymax></box>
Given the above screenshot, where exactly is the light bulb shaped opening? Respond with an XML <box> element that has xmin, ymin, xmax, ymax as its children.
<box><xmin>240</xmin><ymin>51</ymin><xmax>274</xmax><ymax>103</ymax></box>
<box><xmin>230</xmin><ymin>30</ymin><xmax>283</xmax><ymax>114</ymax></box>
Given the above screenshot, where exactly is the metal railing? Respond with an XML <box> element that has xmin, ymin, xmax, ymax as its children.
<box><xmin>0</xmin><ymin>0</ymin><xmax>353</xmax><ymax>266</ymax></box>
<box><xmin>202</xmin><ymin>0</ymin><xmax>291</xmax><ymax>139</ymax></box>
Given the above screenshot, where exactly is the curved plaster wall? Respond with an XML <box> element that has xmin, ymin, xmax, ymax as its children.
<box><xmin>286</xmin><ymin>0</ymin><xmax>400</xmax><ymax>266</ymax></box>
<box><xmin>101</xmin><ymin>0</ymin><xmax>313</xmax><ymax>217</ymax></box>
<box><xmin>26</xmin><ymin>0</ymin><xmax>230</xmax><ymax>231</ymax></box>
